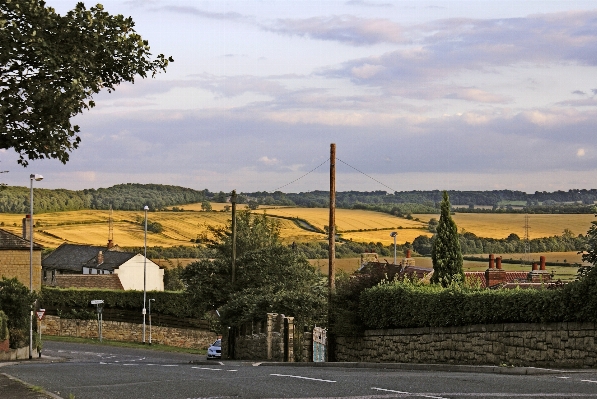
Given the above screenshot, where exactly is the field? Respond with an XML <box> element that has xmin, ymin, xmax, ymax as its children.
<box><xmin>413</xmin><ymin>213</ymin><xmax>594</xmax><ymax>239</ymax></box>
<box><xmin>0</xmin><ymin>203</ymin><xmax>594</xmax><ymax>249</ymax></box>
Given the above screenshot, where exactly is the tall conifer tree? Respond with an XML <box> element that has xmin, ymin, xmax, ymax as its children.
<box><xmin>431</xmin><ymin>191</ymin><xmax>464</xmax><ymax>286</ymax></box>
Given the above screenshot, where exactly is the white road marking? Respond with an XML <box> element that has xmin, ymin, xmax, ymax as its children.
<box><xmin>161</xmin><ymin>365</ymin><xmax>178</xmax><ymax>367</ymax></box>
<box><xmin>192</xmin><ymin>367</ymin><xmax>223</xmax><ymax>371</ymax></box>
<box><xmin>373</xmin><ymin>387</ymin><xmax>448</xmax><ymax>399</ymax></box>
<box><xmin>581</xmin><ymin>380</ymin><xmax>597</xmax><ymax>383</ymax></box>
<box><xmin>556</xmin><ymin>377</ymin><xmax>570</xmax><ymax>379</ymax></box>
<box><xmin>123</xmin><ymin>364</ymin><xmax>139</xmax><ymax>366</ymax></box>
<box><xmin>227</xmin><ymin>370</ymin><xmax>237</xmax><ymax>372</ymax></box>
<box><xmin>270</xmin><ymin>373</ymin><xmax>336</xmax><ymax>383</ymax></box>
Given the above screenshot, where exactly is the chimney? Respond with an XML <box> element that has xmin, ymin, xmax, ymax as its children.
<box><xmin>532</xmin><ymin>263</ymin><xmax>538</xmax><ymax>271</ymax></box>
<box><xmin>22</xmin><ymin>214</ymin><xmax>32</xmax><ymax>240</ymax></box>
<box><xmin>107</xmin><ymin>239</ymin><xmax>114</xmax><ymax>249</ymax></box>
<box><xmin>97</xmin><ymin>251</ymin><xmax>104</xmax><ymax>265</ymax></box>
<box><xmin>485</xmin><ymin>254</ymin><xmax>506</xmax><ymax>287</ymax></box>
<box><xmin>540</xmin><ymin>256</ymin><xmax>546</xmax><ymax>271</ymax></box>
<box><xmin>406</xmin><ymin>249</ymin><xmax>411</xmax><ymax>258</ymax></box>
<box><xmin>496</xmin><ymin>256</ymin><xmax>502</xmax><ymax>270</ymax></box>
<box><xmin>488</xmin><ymin>254</ymin><xmax>495</xmax><ymax>269</ymax></box>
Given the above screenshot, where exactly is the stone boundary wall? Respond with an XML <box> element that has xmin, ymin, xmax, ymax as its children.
<box><xmin>336</xmin><ymin>322</ymin><xmax>597</xmax><ymax>368</ymax></box>
<box><xmin>0</xmin><ymin>346</ymin><xmax>36</xmax><ymax>361</ymax></box>
<box><xmin>42</xmin><ymin>315</ymin><xmax>216</xmax><ymax>349</ymax></box>
<box><xmin>223</xmin><ymin>313</ymin><xmax>294</xmax><ymax>361</ymax></box>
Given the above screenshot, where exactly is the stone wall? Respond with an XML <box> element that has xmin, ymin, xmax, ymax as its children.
<box><xmin>336</xmin><ymin>322</ymin><xmax>597</xmax><ymax>368</ymax></box>
<box><xmin>42</xmin><ymin>315</ymin><xmax>216</xmax><ymax>349</ymax></box>
<box><xmin>223</xmin><ymin>313</ymin><xmax>294</xmax><ymax>361</ymax></box>
<box><xmin>0</xmin><ymin>249</ymin><xmax>42</xmax><ymax>291</ymax></box>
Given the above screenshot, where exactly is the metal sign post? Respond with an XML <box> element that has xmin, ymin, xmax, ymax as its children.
<box><xmin>91</xmin><ymin>300</ymin><xmax>104</xmax><ymax>342</ymax></box>
<box><xmin>36</xmin><ymin>309</ymin><xmax>45</xmax><ymax>356</ymax></box>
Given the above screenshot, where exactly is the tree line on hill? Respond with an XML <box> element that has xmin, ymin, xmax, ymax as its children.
<box><xmin>1</xmin><ymin>184</ymin><xmax>596</xmax><ymax>214</ymax></box>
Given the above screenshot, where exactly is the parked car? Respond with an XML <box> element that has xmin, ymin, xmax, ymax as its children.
<box><xmin>207</xmin><ymin>339</ymin><xmax>221</xmax><ymax>359</ymax></box>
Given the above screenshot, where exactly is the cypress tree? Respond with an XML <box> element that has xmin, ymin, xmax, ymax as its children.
<box><xmin>430</xmin><ymin>191</ymin><xmax>464</xmax><ymax>287</ymax></box>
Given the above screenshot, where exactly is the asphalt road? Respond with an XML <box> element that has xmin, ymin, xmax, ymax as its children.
<box><xmin>2</xmin><ymin>341</ymin><xmax>597</xmax><ymax>399</ymax></box>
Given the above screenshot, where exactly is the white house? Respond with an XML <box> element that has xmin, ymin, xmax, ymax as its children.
<box><xmin>42</xmin><ymin>243</ymin><xmax>164</xmax><ymax>291</ymax></box>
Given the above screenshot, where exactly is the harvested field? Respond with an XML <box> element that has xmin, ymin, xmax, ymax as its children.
<box><xmin>412</xmin><ymin>213</ymin><xmax>594</xmax><ymax>239</ymax></box>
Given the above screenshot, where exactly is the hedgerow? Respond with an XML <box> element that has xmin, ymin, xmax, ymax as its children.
<box><xmin>40</xmin><ymin>287</ymin><xmax>198</xmax><ymax>319</ymax></box>
<box><xmin>358</xmin><ymin>266</ymin><xmax>597</xmax><ymax>330</ymax></box>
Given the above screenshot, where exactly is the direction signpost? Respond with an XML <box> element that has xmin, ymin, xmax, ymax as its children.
<box><xmin>91</xmin><ymin>300</ymin><xmax>104</xmax><ymax>342</ymax></box>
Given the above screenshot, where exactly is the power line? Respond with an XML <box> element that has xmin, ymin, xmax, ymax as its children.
<box><xmin>336</xmin><ymin>157</ymin><xmax>398</xmax><ymax>193</ymax></box>
<box><xmin>271</xmin><ymin>158</ymin><xmax>330</xmax><ymax>192</ymax></box>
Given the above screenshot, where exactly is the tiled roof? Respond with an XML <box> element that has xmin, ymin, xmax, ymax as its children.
<box><xmin>82</xmin><ymin>252</ymin><xmax>137</xmax><ymax>271</ymax></box>
<box><xmin>504</xmin><ymin>272</ymin><xmax>528</xmax><ymax>282</ymax></box>
<box><xmin>0</xmin><ymin>229</ymin><xmax>43</xmax><ymax>250</ymax></box>
<box><xmin>465</xmin><ymin>272</ymin><xmax>487</xmax><ymax>288</ymax></box>
<box><xmin>42</xmin><ymin>243</ymin><xmax>129</xmax><ymax>272</ymax></box>
<box><xmin>51</xmin><ymin>274</ymin><xmax>124</xmax><ymax>290</ymax></box>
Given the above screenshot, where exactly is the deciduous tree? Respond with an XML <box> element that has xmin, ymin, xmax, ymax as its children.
<box><xmin>0</xmin><ymin>0</ymin><xmax>172</xmax><ymax>166</ymax></box>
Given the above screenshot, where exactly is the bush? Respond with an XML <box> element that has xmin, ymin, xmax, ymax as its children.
<box><xmin>0</xmin><ymin>278</ymin><xmax>37</xmax><ymax>348</ymax></box>
<box><xmin>0</xmin><ymin>310</ymin><xmax>8</xmax><ymax>342</ymax></box>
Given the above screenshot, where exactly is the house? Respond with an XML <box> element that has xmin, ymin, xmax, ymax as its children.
<box><xmin>42</xmin><ymin>242</ymin><xmax>164</xmax><ymax>291</ymax></box>
<box><xmin>0</xmin><ymin>228</ymin><xmax>43</xmax><ymax>291</ymax></box>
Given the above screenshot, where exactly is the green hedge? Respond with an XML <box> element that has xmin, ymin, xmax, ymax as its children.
<box><xmin>41</xmin><ymin>288</ymin><xmax>199</xmax><ymax>319</ymax></box>
<box><xmin>359</xmin><ymin>266</ymin><xmax>597</xmax><ymax>329</ymax></box>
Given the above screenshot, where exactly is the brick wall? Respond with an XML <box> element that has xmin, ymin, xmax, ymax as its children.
<box><xmin>42</xmin><ymin>315</ymin><xmax>216</xmax><ymax>349</ymax></box>
<box><xmin>0</xmin><ymin>249</ymin><xmax>42</xmax><ymax>291</ymax></box>
<box><xmin>336</xmin><ymin>322</ymin><xmax>597</xmax><ymax>368</ymax></box>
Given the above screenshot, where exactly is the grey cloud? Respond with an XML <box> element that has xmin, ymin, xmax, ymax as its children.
<box><xmin>592</xmin><ymin>89</ymin><xmax>597</xmax><ymax>95</ymax></box>
<box><xmin>161</xmin><ymin>6</ymin><xmax>252</xmax><ymax>23</ymax></box>
<box><xmin>572</xmin><ymin>90</ymin><xmax>586</xmax><ymax>95</ymax></box>
<box><xmin>556</xmin><ymin>98</ymin><xmax>597</xmax><ymax>107</ymax></box>
<box><xmin>322</xmin><ymin>11</ymin><xmax>597</xmax><ymax>89</ymax></box>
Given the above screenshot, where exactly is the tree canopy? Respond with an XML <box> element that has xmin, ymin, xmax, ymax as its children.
<box><xmin>0</xmin><ymin>0</ymin><xmax>172</xmax><ymax>166</ymax></box>
<box><xmin>430</xmin><ymin>191</ymin><xmax>464</xmax><ymax>287</ymax></box>
<box><xmin>181</xmin><ymin>211</ymin><xmax>327</xmax><ymax>328</ymax></box>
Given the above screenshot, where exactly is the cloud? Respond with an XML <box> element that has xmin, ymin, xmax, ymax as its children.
<box><xmin>444</xmin><ymin>88</ymin><xmax>511</xmax><ymax>104</ymax></box>
<box><xmin>345</xmin><ymin>0</ymin><xmax>393</xmax><ymax>8</ymax></box>
<box><xmin>161</xmin><ymin>6</ymin><xmax>252</xmax><ymax>23</ymax></box>
<box><xmin>577</xmin><ymin>148</ymin><xmax>586</xmax><ymax>157</ymax></box>
<box><xmin>572</xmin><ymin>90</ymin><xmax>586</xmax><ymax>95</ymax></box>
<box><xmin>258</xmin><ymin>156</ymin><xmax>279</xmax><ymax>165</ymax></box>
<box><xmin>264</xmin><ymin>15</ymin><xmax>404</xmax><ymax>45</ymax></box>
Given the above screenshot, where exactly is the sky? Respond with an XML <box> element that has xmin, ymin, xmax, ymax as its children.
<box><xmin>3</xmin><ymin>0</ymin><xmax>597</xmax><ymax>193</ymax></box>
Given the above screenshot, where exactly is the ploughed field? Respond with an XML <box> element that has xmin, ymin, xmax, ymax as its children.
<box><xmin>0</xmin><ymin>203</ymin><xmax>593</xmax><ymax>249</ymax></box>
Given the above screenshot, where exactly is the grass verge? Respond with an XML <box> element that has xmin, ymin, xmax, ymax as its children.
<box><xmin>43</xmin><ymin>335</ymin><xmax>207</xmax><ymax>355</ymax></box>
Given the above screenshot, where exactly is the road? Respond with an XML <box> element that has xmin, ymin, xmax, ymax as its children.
<box><xmin>2</xmin><ymin>341</ymin><xmax>597</xmax><ymax>399</ymax></box>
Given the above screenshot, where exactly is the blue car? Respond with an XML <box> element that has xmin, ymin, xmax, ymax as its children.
<box><xmin>207</xmin><ymin>339</ymin><xmax>221</xmax><ymax>359</ymax></box>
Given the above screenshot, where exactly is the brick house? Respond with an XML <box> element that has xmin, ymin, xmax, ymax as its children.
<box><xmin>0</xmin><ymin>229</ymin><xmax>43</xmax><ymax>291</ymax></box>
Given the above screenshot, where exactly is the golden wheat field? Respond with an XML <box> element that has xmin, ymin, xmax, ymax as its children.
<box><xmin>412</xmin><ymin>213</ymin><xmax>595</xmax><ymax>239</ymax></box>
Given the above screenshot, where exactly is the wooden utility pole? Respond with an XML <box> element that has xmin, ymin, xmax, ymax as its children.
<box><xmin>328</xmin><ymin>144</ymin><xmax>336</xmax><ymax>292</ymax></box>
<box><xmin>231</xmin><ymin>190</ymin><xmax>237</xmax><ymax>285</ymax></box>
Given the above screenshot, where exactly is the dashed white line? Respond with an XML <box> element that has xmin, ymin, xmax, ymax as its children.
<box><xmin>270</xmin><ymin>374</ymin><xmax>336</xmax><ymax>383</ymax></box>
<box><xmin>581</xmin><ymin>380</ymin><xmax>597</xmax><ymax>383</ymax></box>
<box><xmin>556</xmin><ymin>377</ymin><xmax>570</xmax><ymax>379</ymax></box>
<box><xmin>192</xmin><ymin>367</ymin><xmax>223</xmax><ymax>371</ymax></box>
<box><xmin>373</xmin><ymin>387</ymin><xmax>448</xmax><ymax>399</ymax></box>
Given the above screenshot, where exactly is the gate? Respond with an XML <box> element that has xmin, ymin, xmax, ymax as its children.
<box><xmin>312</xmin><ymin>326</ymin><xmax>327</xmax><ymax>362</ymax></box>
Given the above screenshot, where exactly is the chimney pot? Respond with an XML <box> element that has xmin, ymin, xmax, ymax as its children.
<box><xmin>488</xmin><ymin>254</ymin><xmax>495</xmax><ymax>269</ymax></box>
<box><xmin>532</xmin><ymin>263</ymin><xmax>538</xmax><ymax>271</ymax></box>
<box><xmin>540</xmin><ymin>255</ymin><xmax>546</xmax><ymax>271</ymax></box>
<box><xmin>97</xmin><ymin>251</ymin><xmax>104</xmax><ymax>265</ymax></box>
<box><xmin>406</xmin><ymin>249</ymin><xmax>411</xmax><ymax>258</ymax></box>
<box><xmin>496</xmin><ymin>256</ymin><xmax>502</xmax><ymax>270</ymax></box>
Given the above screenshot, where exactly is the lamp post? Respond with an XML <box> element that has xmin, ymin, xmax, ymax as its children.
<box><xmin>29</xmin><ymin>174</ymin><xmax>43</xmax><ymax>359</ymax></box>
<box><xmin>390</xmin><ymin>231</ymin><xmax>397</xmax><ymax>265</ymax></box>
<box><xmin>148</xmin><ymin>298</ymin><xmax>155</xmax><ymax>345</ymax></box>
<box><xmin>142</xmin><ymin>205</ymin><xmax>148</xmax><ymax>343</ymax></box>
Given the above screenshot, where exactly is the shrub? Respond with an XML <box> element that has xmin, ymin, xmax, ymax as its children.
<box><xmin>0</xmin><ymin>310</ymin><xmax>8</xmax><ymax>342</ymax></box>
<box><xmin>0</xmin><ymin>278</ymin><xmax>37</xmax><ymax>348</ymax></box>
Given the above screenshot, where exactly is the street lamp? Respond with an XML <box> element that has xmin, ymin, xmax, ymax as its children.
<box><xmin>29</xmin><ymin>174</ymin><xmax>43</xmax><ymax>359</ymax></box>
<box><xmin>148</xmin><ymin>298</ymin><xmax>155</xmax><ymax>345</ymax></box>
<box><xmin>142</xmin><ymin>205</ymin><xmax>148</xmax><ymax>343</ymax></box>
<box><xmin>390</xmin><ymin>231</ymin><xmax>397</xmax><ymax>265</ymax></box>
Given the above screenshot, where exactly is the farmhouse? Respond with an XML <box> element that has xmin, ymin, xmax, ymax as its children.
<box><xmin>0</xmin><ymin>228</ymin><xmax>43</xmax><ymax>291</ymax></box>
<box><xmin>42</xmin><ymin>242</ymin><xmax>164</xmax><ymax>291</ymax></box>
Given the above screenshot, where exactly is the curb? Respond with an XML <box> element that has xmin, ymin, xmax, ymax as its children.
<box><xmin>1</xmin><ymin>372</ymin><xmax>63</xmax><ymax>399</ymax></box>
<box><xmin>0</xmin><ymin>355</ymin><xmax>63</xmax><ymax>368</ymax></box>
<box><xmin>254</xmin><ymin>361</ymin><xmax>590</xmax><ymax>375</ymax></box>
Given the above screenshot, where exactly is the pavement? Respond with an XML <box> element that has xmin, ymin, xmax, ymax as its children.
<box><xmin>0</xmin><ymin>355</ymin><xmax>63</xmax><ymax>399</ymax></box>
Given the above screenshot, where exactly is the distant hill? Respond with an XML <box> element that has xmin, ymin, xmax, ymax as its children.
<box><xmin>0</xmin><ymin>183</ymin><xmax>207</xmax><ymax>213</ymax></box>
